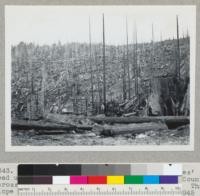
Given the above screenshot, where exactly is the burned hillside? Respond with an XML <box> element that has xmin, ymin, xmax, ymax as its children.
<box><xmin>11</xmin><ymin>36</ymin><xmax>190</xmax><ymax>119</ymax></box>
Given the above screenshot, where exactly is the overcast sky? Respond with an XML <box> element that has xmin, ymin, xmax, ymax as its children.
<box><xmin>5</xmin><ymin>6</ymin><xmax>196</xmax><ymax>45</ymax></box>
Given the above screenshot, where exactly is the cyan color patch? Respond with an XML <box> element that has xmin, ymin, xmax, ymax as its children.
<box><xmin>143</xmin><ymin>175</ymin><xmax>159</xmax><ymax>184</ymax></box>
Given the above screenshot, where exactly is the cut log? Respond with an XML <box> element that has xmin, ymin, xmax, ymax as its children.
<box><xmin>12</xmin><ymin>119</ymin><xmax>93</xmax><ymax>133</ymax></box>
<box><xmin>12</xmin><ymin>120</ymin><xmax>76</xmax><ymax>131</ymax></box>
<box><xmin>90</xmin><ymin>116</ymin><xmax>153</xmax><ymax>124</ymax></box>
<box><xmin>36</xmin><ymin>130</ymin><xmax>66</xmax><ymax>135</ymax></box>
<box><xmin>90</xmin><ymin>116</ymin><xmax>189</xmax><ymax>129</ymax></box>
<box><xmin>101</xmin><ymin>122</ymin><xmax>168</xmax><ymax>136</ymax></box>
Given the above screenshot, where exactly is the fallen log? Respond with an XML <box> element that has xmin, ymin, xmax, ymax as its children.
<box><xmin>90</xmin><ymin>116</ymin><xmax>153</xmax><ymax>124</ymax></box>
<box><xmin>89</xmin><ymin>116</ymin><xmax>189</xmax><ymax>129</ymax></box>
<box><xmin>12</xmin><ymin>120</ymin><xmax>76</xmax><ymax>131</ymax></box>
<box><xmin>36</xmin><ymin>130</ymin><xmax>66</xmax><ymax>135</ymax></box>
<box><xmin>11</xmin><ymin>120</ymin><xmax>93</xmax><ymax>134</ymax></box>
<box><xmin>12</xmin><ymin>119</ymin><xmax>93</xmax><ymax>134</ymax></box>
<box><xmin>76</xmin><ymin>125</ymin><xmax>93</xmax><ymax>131</ymax></box>
<box><xmin>101</xmin><ymin>122</ymin><xmax>168</xmax><ymax>136</ymax></box>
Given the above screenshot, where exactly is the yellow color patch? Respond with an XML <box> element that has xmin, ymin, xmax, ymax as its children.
<box><xmin>107</xmin><ymin>176</ymin><xmax>124</xmax><ymax>184</ymax></box>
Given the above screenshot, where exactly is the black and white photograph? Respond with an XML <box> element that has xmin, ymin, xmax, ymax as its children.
<box><xmin>5</xmin><ymin>6</ymin><xmax>195</xmax><ymax>151</ymax></box>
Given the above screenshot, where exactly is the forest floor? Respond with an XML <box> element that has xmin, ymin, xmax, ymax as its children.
<box><xmin>11</xmin><ymin>114</ymin><xmax>190</xmax><ymax>146</ymax></box>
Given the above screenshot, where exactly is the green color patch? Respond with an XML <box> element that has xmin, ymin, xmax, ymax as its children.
<box><xmin>124</xmin><ymin>176</ymin><xmax>144</xmax><ymax>184</ymax></box>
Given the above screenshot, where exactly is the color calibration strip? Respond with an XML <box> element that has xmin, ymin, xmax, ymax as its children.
<box><xmin>18</xmin><ymin>175</ymin><xmax>179</xmax><ymax>185</ymax></box>
<box><xmin>18</xmin><ymin>164</ymin><xmax>182</xmax><ymax>176</ymax></box>
<box><xmin>18</xmin><ymin>164</ymin><xmax>181</xmax><ymax>185</ymax></box>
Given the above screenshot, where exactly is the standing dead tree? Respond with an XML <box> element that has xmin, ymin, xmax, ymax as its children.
<box><xmin>126</xmin><ymin>17</ymin><xmax>131</xmax><ymax>100</ymax></box>
<box><xmin>94</xmin><ymin>46</ymin><xmax>102</xmax><ymax>114</ymax></box>
<box><xmin>122</xmin><ymin>50</ymin><xmax>127</xmax><ymax>101</ymax></box>
<box><xmin>41</xmin><ymin>61</ymin><xmax>47</xmax><ymax>117</ymax></box>
<box><xmin>176</xmin><ymin>15</ymin><xmax>181</xmax><ymax>81</ymax></box>
<box><xmin>102</xmin><ymin>14</ymin><xmax>106</xmax><ymax>113</ymax></box>
<box><xmin>133</xmin><ymin>24</ymin><xmax>139</xmax><ymax>98</ymax></box>
<box><xmin>149</xmin><ymin>23</ymin><xmax>155</xmax><ymax>94</ymax></box>
<box><xmin>89</xmin><ymin>17</ymin><xmax>94</xmax><ymax>113</ymax></box>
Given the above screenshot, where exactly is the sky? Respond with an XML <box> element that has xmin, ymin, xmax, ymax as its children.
<box><xmin>5</xmin><ymin>6</ymin><xmax>196</xmax><ymax>45</ymax></box>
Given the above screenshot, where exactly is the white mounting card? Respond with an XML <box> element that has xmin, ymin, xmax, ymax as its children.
<box><xmin>0</xmin><ymin>163</ymin><xmax>199</xmax><ymax>196</ymax></box>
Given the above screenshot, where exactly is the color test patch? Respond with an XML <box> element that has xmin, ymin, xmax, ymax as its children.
<box><xmin>32</xmin><ymin>176</ymin><xmax>53</xmax><ymax>184</ymax></box>
<box><xmin>53</xmin><ymin>176</ymin><xmax>70</xmax><ymax>185</ymax></box>
<box><xmin>70</xmin><ymin>176</ymin><xmax>88</xmax><ymax>184</ymax></box>
<box><xmin>159</xmin><ymin>176</ymin><xmax>178</xmax><ymax>184</ymax></box>
<box><xmin>143</xmin><ymin>176</ymin><xmax>159</xmax><ymax>184</ymax></box>
<box><xmin>88</xmin><ymin>176</ymin><xmax>107</xmax><ymax>184</ymax></box>
<box><xmin>124</xmin><ymin>176</ymin><xmax>143</xmax><ymax>184</ymax></box>
<box><xmin>107</xmin><ymin>176</ymin><xmax>124</xmax><ymax>184</ymax></box>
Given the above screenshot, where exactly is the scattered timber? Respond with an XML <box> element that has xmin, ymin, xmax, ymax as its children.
<box><xmin>101</xmin><ymin>122</ymin><xmax>168</xmax><ymax>136</ymax></box>
<box><xmin>89</xmin><ymin>116</ymin><xmax>189</xmax><ymax>129</ymax></box>
<box><xmin>119</xmin><ymin>96</ymin><xmax>138</xmax><ymax>113</ymax></box>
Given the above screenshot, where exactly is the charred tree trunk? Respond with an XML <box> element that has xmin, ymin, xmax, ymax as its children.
<box><xmin>134</xmin><ymin>25</ymin><xmax>139</xmax><ymax>100</ymax></box>
<box><xmin>102</xmin><ymin>14</ymin><xmax>106</xmax><ymax>113</ymax></box>
<box><xmin>89</xmin><ymin>17</ymin><xmax>94</xmax><ymax>113</ymax></box>
<box><xmin>176</xmin><ymin>15</ymin><xmax>181</xmax><ymax>81</ymax></box>
<box><xmin>126</xmin><ymin>17</ymin><xmax>131</xmax><ymax>100</ymax></box>
<box><xmin>122</xmin><ymin>51</ymin><xmax>127</xmax><ymax>101</ymax></box>
<box><xmin>176</xmin><ymin>15</ymin><xmax>181</xmax><ymax>115</ymax></box>
<box><xmin>95</xmin><ymin>46</ymin><xmax>102</xmax><ymax>113</ymax></box>
<box><xmin>149</xmin><ymin>23</ymin><xmax>155</xmax><ymax>95</ymax></box>
<box><xmin>41</xmin><ymin>61</ymin><xmax>46</xmax><ymax>117</ymax></box>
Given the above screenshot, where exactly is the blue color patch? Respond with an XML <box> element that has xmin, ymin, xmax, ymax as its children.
<box><xmin>143</xmin><ymin>175</ymin><xmax>159</xmax><ymax>184</ymax></box>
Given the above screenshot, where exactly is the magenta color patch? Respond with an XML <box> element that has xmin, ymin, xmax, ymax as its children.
<box><xmin>70</xmin><ymin>176</ymin><xmax>88</xmax><ymax>184</ymax></box>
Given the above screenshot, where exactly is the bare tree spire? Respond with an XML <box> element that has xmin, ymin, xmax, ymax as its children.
<box><xmin>41</xmin><ymin>61</ymin><xmax>46</xmax><ymax>116</ymax></box>
<box><xmin>149</xmin><ymin>23</ymin><xmax>155</xmax><ymax>94</ymax></box>
<box><xmin>89</xmin><ymin>16</ymin><xmax>94</xmax><ymax>113</ymax></box>
<box><xmin>102</xmin><ymin>13</ymin><xmax>106</xmax><ymax>113</ymax></box>
<box><xmin>122</xmin><ymin>49</ymin><xmax>127</xmax><ymax>101</ymax></box>
<box><xmin>176</xmin><ymin>15</ymin><xmax>180</xmax><ymax>80</ymax></box>
<box><xmin>126</xmin><ymin>17</ymin><xmax>131</xmax><ymax>99</ymax></box>
<box><xmin>133</xmin><ymin>22</ymin><xmax>138</xmax><ymax>97</ymax></box>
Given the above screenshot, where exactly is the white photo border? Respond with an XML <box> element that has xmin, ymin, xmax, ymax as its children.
<box><xmin>5</xmin><ymin>5</ymin><xmax>196</xmax><ymax>152</ymax></box>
